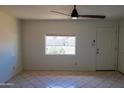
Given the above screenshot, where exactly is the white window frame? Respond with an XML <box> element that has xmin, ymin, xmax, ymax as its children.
<box><xmin>45</xmin><ymin>35</ymin><xmax>76</xmax><ymax>55</ymax></box>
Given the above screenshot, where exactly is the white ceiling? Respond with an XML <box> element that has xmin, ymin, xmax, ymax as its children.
<box><xmin>0</xmin><ymin>5</ymin><xmax>124</xmax><ymax>20</ymax></box>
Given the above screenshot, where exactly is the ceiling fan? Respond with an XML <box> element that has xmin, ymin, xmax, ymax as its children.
<box><xmin>51</xmin><ymin>5</ymin><xmax>106</xmax><ymax>19</ymax></box>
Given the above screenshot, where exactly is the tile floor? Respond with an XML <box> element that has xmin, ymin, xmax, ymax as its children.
<box><xmin>2</xmin><ymin>71</ymin><xmax>124</xmax><ymax>88</ymax></box>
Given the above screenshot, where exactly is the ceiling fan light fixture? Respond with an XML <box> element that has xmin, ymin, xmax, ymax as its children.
<box><xmin>71</xmin><ymin>17</ymin><xmax>78</xmax><ymax>19</ymax></box>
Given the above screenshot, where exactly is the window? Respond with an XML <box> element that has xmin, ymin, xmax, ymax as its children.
<box><xmin>45</xmin><ymin>35</ymin><xmax>76</xmax><ymax>55</ymax></box>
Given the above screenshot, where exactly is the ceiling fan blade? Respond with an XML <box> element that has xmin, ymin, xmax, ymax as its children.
<box><xmin>51</xmin><ymin>11</ymin><xmax>70</xmax><ymax>16</ymax></box>
<box><xmin>79</xmin><ymin>15</ymin><xmax>106</xmax><ymax>19</ymax></box>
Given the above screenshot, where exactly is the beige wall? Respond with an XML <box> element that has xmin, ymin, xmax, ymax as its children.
<box><xmin>0</xmin><ymin>11</ymin><xmax>22</xmax><ymax>83</ymax></box>
<box><xmin>118</xmin><ymin>21</ymin><xmax>124</xmax><ymax>73</ymax></box>
<box><xmin>22</xmin><ymin>20</ymin><xmax>117</xmax><ymax>71</ymax></box>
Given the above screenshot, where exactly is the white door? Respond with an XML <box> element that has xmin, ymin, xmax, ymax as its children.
<box><xmin>96</xmin><ymin>28</ymin><xmax>117</xmax><ymax>70</ymax></box>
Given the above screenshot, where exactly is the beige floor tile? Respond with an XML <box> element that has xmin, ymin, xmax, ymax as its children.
<box><xmin>3</xmin><ymin>71</ymin><xmax>124</xmax><ymax>88</ymax></box>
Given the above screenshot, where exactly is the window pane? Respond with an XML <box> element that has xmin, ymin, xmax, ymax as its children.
<box><xmin>45</xmin><ymin>36</ymin><xmax>76</xmax><ymax>55</ymax></box>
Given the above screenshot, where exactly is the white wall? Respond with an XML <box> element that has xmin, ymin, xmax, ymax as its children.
<box><xmin>0</xmin><ymin>11</ymin><xmax>22</xmax><ymax>83</ymax></box>
<box><xmin>118</xmin><ymin>21</ymin><xmax>124</xmax><ymax>73</ymax></box>
<box><xmin>22</xmin><ymin>20</ymin><xmax>117</xmax><ymax>71</ymax></box>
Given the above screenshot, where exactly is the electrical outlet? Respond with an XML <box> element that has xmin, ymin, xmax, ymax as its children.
<box><xmin>13</xmin><ymin>66</ymin><xmax>15</xmax><ymax>70</ymax></box>
<box><xmin>75</xmin><ymin>62</ymin><xmax>77</xmax><ymax>65</ymax></box>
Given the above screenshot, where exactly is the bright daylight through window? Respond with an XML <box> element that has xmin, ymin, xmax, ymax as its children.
<box><xmin>45</xmin><ymin>35</ymin><xmax>76</xmax><ymax>55</ymax></box>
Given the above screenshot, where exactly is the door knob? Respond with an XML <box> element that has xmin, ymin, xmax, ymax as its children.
<box><xmin>96</xmin><ymin>51</ymin><xmax>99</xmax><ymax>54</ymax></box>
<box><xmin>97</xmin><ymin>49</ymin><xmax>99</xmax><ymax>51</ymax></box>
<box><xmin>96</xmin><ymin>49</ymin><xmax>99</xmax><ymax>54</ymax></box>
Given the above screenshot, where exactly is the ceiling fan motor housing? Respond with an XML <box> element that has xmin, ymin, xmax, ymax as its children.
<box><xmin>71</xmin><ymin>8</ymin><xmax>79</xmax><ymax>17</ymax></box>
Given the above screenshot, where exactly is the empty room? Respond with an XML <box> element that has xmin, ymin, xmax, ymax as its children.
<box><xmin>1</xmin><ymin>5</ymin><xmax>124</xmax><ymax>88</ymax></box>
